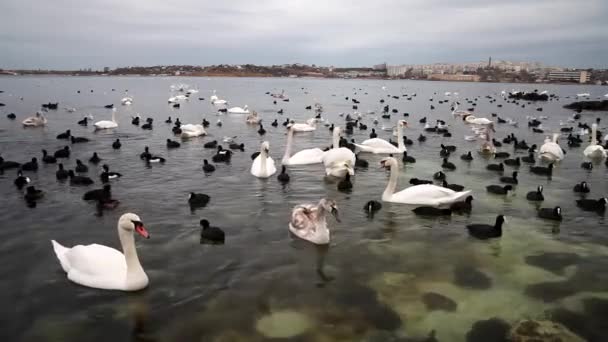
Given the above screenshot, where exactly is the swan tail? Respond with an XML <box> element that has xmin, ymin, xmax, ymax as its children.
<box><xmin>51</xmin><ymin>240</ymin><xmax>71</xmax><ymax>272</ymax></box>
<box><xmin>439</xmin><ymin>190</ymin><xmax>472</xmax><ymax>206</ymax></box>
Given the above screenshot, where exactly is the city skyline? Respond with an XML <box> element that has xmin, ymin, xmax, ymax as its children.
<box><xmin>1</xmin><ymin>0</ymin><xmax>607</xmax><ymax>69</ymax></box>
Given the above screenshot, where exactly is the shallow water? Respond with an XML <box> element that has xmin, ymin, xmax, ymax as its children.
<box><xmin>0</xmin><ymin>76</ymin><xmax>607</xmax><ymax>341</ymax></box>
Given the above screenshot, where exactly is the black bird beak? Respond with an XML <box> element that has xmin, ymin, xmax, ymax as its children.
<box><xmin>331</xmin><ymin>207</ymin><xmax>341</xmax><ymax>222</ymax></box>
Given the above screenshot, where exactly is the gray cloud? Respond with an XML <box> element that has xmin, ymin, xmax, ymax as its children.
<box><xmin>0</xmin><ymin>0</ymin><xmax>606</xmax><ymax>69</ymax></box>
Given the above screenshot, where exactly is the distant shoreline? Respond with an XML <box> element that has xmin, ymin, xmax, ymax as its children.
<box><xmin>0</xmin><ymin>73</ymin><xmax>605</xmax><ymax>86</ymax></box>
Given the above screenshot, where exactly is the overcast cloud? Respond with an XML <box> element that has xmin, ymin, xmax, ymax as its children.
<box><xmin>0</xmin><ymin>0</ymin><xmax>607</xmax><ymax>69</ymax></box>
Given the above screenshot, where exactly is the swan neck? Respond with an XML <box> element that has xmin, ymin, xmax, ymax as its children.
<box><xmin>591</xmin><ymin>124</ymin><xmax>597</xmax><ymax>145</ymax></box>
<box><xmin>118</xmin><ymin>226</ymin><xmax>144</xmax><ymax>277</ymax></box>
<box><xmin>282</xmin><ymin>129</ymin><xmax>293</xmax><ymax>163</ymax></box>
<box><xmin>332</xmin><ymin>129</ymin><xmax>340</xmax><ymax>149</ymax></box>
<box><xmin>383</xmin><ymin>162</ymin><xmax>399</xmax><ymax>201</ymax></box>
<box><xmin>111</xmin><ymin>110</ymin><xmax>116</xmax><ymax>123</ymax></box>
<box><xmin>260</xmin><ymin>146</ymin><xmax>268</xmax><ymax>174</ymax></box>
<box><xmin>397</xmin><ymin>124</ymin><xmax>404</xmax><ymax>150</ymax></box>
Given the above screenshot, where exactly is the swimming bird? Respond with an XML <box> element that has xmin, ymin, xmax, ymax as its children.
<box><xmin>486</xmin><ymin>184</ymin><xmax>513</xmax><ymax>195</ymax></box>
<box><xmin>204</xmin><ymin>140</ymin><xmax>218</xmax><ymax>149</ymax></box>
<box><xmin>51</xmin><ymin>213</ymin><xmax>150</xmax><ymax>291</ymax></box>
<box><xmin>22</xmin><ymin>112</ymin><xmax>47</xmax><ymax>127</ymax></box>
<box><xmin>494</xmin><ymin>152</ymin><xmax>510</xmax><ymax>159</ymax></box>
<box><xmin>466</xmin><ymin>215</ymin><xmax>506</xmax><ymax>240</ymax></box>
<box><xmin>141</xmin><ymin>118</ymin><xmax>153</xmax><ymax>130</ymax></box>
<box><xmin>180</xmin><ymin>124</ymin><xmax>207</xmax><ymax>138</ymax></box>
<box><xmin>144</xmin><ymin>155</ymin><xmax>165</xmax><ymax>164</ymax></box>
<box><xmin>322</xmin><ymin>127</ymin><xmax>356</xmax><ymax>177</ymax></box>
<box><xmin>539</xmin><ymin>133</ymin><xmax>565</xmax><ymax>162</ymax></box>
<box><xmin>281</xmin><ymin>125</ymin><xmax>325</xmax><ymax>165</ymax></box>
<box><xmin>576</xmin><ymin>198</ymin><xmax>606</xmax><ymax>212</ymax></box>
<box><xmin>189</xmin><ymin>192</ymin><xmax>210</xmax><ymax>208</ymax></box>
<box><xmin>68</xmin><ymin>170</ymin><xmax>93</xmax><ymax>185</ymax></box>
<box><xmin>526</xmin><ymin>186</ymin><xmax>544</xmax><ymax>201</ymax></box>
<box><xmin>83</xmin><ymin>184</ymin><xmax>112</xmax><ymax>201</ymax></box>
<box><xmin>486</xmin><ymin>163</ymin><xmax>504</xmax><ymax>171</ymax></box>
<box><xmin>530</xmin><ymin>163</ymin><xmax>553</xmax><ymax>176</ymax></box>
<box><xmin>54</xmin><ymin>146</ymin><xmax>70</xmax><ymax>159</ymax></box>
<box><xmin>337</xmin><ymin>173</ymin><xmax>353</xmax><ymax>191</ymax></box>
<box><xmin>89</xmin><ymin>152</ymin><xmax>101</xmax><ymax>164</ymax></box>
<box><xmin>251</xmin><ymin>141</ymin><xmax>277</xmax><ymax>178</ymax></box>
<box><xmin>56</xmin><ymin>164</ymin><xmax>69</xmax><ymax>180</ymax></box>
<box><xmin>581</xmin><ymin>162</ymin><xmax>593</xmax><ymax>170</ymax></box>
<box><xmin>70</xmin><ymin>136</ymin><xmax>89</xmax><ymax>144</ymax></box>
<box><xmin>7</xmin><ymin>113</ymin><xmax>16</xmax><ymax>120</ymax></box>
<box><xmin>94</xmin><ymin>108</ymin><xmax>118</xmax><ymax>130</ymax></box>
<box><xmin>380</xmin><ymin>158</ymin><xmax>470</xmax><ymax>206</ymax></box>
<box><xmin>355</xmin><ymin>120</ymin><xmax>408</xmax><ymax>154</ymax></box>
<box><xmin>100</xmin><ymin>164</ymin><xmax>122</xmax><ymax>183</ymax></box>
<box><xmin>14</xmin><ymin>170</ymin><xmax>30</xmax><ymax>189</ymax></box>
<box><xmin>57</xmin><ymin>130</ymin><xmax>71</xmax><ymax>140</ymax></box>
<box><xmin>288</xmin><ymin>198</ymin><xmax>340</xmax><ymax>245</ymax></box>
<box><xmin>433</xmin><ymin>171</ymin><xmax>446</xmax><ymax>180</ymax></box>
<box><xmin>111</xmin><ymin>139</ymin><xmax>121</xmax><ymax>150</ymax></box>
<box><xmin>200</xmin><ymin>219</ymin><xmax>225</xmax><ymax>244</ymax></box>
<box><xmin>500</xmin><ymin>171</ymin><xmax>518</xmax><ymax>184</ymax></box>
<box><xmin>460</xmin><ymin>152</ymin><xmax>473</xmax><ymax>161</ymax></box>
<box><xmin>409</xmin><ymin>178</ymin><xmax>433</xmax><ymax>185</ymax></box>
<box><xmin>442</xmin><ymin>180</ymin><xmax>464</xmax><ymax>192</ymax></box>
<box><xmin>277</xmin><ymin>165</ymin><xmax>290</xmax><ymax>183</ymax></box>
<box><xmin>202</xmin><ymin>159</ymin><xmax>215</xmax><ymax>173</ymax></box>
<box><xmin>402</xmin><ymin>151</ymin><xmax>416</xmax><ymax>163</ymax></box>
<box><xmin>363</xmin><ymin>200</ymin><xmax>382</xmax><ymax>217</ymax></box>
<box><xmin>78</xmin><ymin>117</ymin><xmax>89</xmax><ymax>126</ymax></box>
<box><xmin>212</xmin><ymin>146</ymin><xmax>232</xmax><ymax>163</ymax></box>
<box><xmin>21</xmin><ymin>158</ymin><xmax>38</xmax><ymax>171</ymax></box>
<box><xmin>504</xmin><ymin>157</ymin><xmax>521</xmax><ymax>167</ymax></box>
<box><xmin>75</xmin><ymin>159</ymin><xmax>88</xmax><ymax>173</ymax></box>
<box><xmin>522</xmin><ymin>153</ymin><xmax>535</xmax><ymax>163</ymax></box>
<box><xmin>573</xmin><ymin>181</ymin><xmax>590</xmax><ymax>193</ymax></box>
<box><xmin>166</xmin><ymin>139</ymin><xmax>181</xmax><ymax>148</ymax></box>
<box><xmin>36</xmin><ymin>152</ymin><xmax>51</xmax><ymax>168</ymax></box>
<box><xmin>413</xmin><ymin>207</ymin><xmax>452</xmax><ymax>216</ymax></box>
<box><xmin>450</xmin><ymin>195</ymin><xmax>473</xmax><ymax>213</ymax></box>
<box><xmin>257</xmin><ymin>124</ymin><xmax>266</xmax><ymax>136</ymax></box>
<box><xmin>441</xmin><ymin>158</ymin><xmax>456</xmax><ymax>170</ymax></box>
<box><xmin>24</xmin><ymin>186</ymin><xmax>44</xmax><ymax>203</ymax></box>
<box><xmin>583</xmin><ymin>123</ymin><xmax>607</xmax><ymax>159</ymax></box>
<box><xmin>538</xmin><ymin>206</ymin><xmax>562</xmax><ymax>221</ymax></box>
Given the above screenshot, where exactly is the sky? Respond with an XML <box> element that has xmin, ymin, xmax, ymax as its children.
<box><xmin>1</xmin><ymin>0</ymin><xmax>607</xmax><ymax>69</ymax></box>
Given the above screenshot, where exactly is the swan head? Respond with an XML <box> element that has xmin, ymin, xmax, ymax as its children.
<box><xmin>119</xmin><ymin>213</ymin><xmax>149</xmax><ymax>239</ymax></box>
<box><xmin>261</xmin><ymin>141</ymin><xmax>270</xmax><ymax>154</ymax></box>
<box><xmin>319</xmin><ymin>198</ymin><xmax>341</xmax><ymax>222</ymax></box>
<box><xmin>398</xmin><ymin>120</ymin><xmax>408</xmax><ymax>128</ymax></box>
<box><xmin>379</xmin><ymin>157</ymin><xmax>398</xmax><ymax>170</ymax></box>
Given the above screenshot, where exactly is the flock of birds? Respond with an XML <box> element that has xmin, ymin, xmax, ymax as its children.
<box><xmin>1</xmin><ymin>84</ymin><xmax>607</xmax><ymax>292</ymax></box>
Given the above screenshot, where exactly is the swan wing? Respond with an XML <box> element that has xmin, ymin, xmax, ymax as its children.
<box><xmin>251</xmin><ymin>156</ymin><xmax>277</xmax><ymax>177</ymax></box>
<box><xmin>322</xmin><ymin>148</ymin><xmax>355</xmax><ymax>167</ymax></box>
<box><xmin>584</xmin><ymin>145</ymin><xmax>607</xmax><ymax>158</ymax></box>
<box><xmin>539</xmin><ymin>142</ymin><xmax>564</xmax><ymax>160</ymax></box>
<box><xmin>359</xmin><ymin>138</ymin><xmax>394</xmax><ymax>149</ymax></box>
<box><xmin>388</xmin><ymin>184</ymin><xmax>471</xmax><ymax>206</ymax></box>
<box><xmin>286</xmin><ymin>148</ymin><xmax>325</xmax><ymax>165</ymax></box>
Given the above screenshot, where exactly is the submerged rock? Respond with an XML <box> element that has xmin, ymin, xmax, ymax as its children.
<box><xmin>563</xmin><ymin>100</ymin><xmax>608</xmax><ymax>111</ymax></box>
<box><xmin>453</xmin><ymin>266</ymin><xmax>492</xmax><ymax>290</ymax></box>
<box><xmin>524</xmin><ymin>281</ymin><xmax>576</xmax><ymax>302</ymax></box>
<box><xmin>255</xmin><ymin>310</ymin><xmax>313</xmax><ymax>338</ymax></box>
<box><xmin>550</xmin><ymin>307</ymin><xmax>604</xmax><ymax>342</ymax></box>
<box><xmin>466</xmin><ymin>317</ymin><xmax>510</xmax><ymax>342</ymax></box>
<box><xmin>335</xmin><ymin>283</ymin><xmax>402</xmax><ymax>330</ymax></box>
<box><xmin>508</xmin><ymin>319</ymin><xmax>585</xmax><ymax>342</ymax></box>
<box><xmin>525</xmin><ymin>252</ymin><xmax>581</xmax><ymax>275</ymax></box>
<box><xmin>422</xmin><ymin>292</ymin><xmax>457</xmax><ymax>312</ymax></box>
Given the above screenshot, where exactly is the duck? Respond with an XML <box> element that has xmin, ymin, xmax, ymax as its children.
<box><xmin>141</xmin><ymin>118</ymin><xmax>153</xmax><ymax>130</ymax></box>
<box><xmin>229</xmin><ymin>142</ymin><xmax>245</xmax><ymax>151</ymax></box>
<box><xmin>281</xmin><ymin>125</ymin><xmax>325</xmax><ymax>165</ymax></box>
<box><xmin>526</xmin><ymin>186</ymin><xmax>544</xmax><ymax>201</ymax></box>
<box><xmin>409</xmin><ymin>178</ymin><xmax>433</xmax><ymax>185</ymax></box>
<box><xmin>144</xmin><ymin>155</ymin><xmax>165</xmax><ymax>164</ymax></box>
<box><xmin>494</xmin><ymin>152</ymin><xmax>510</xmax><ymax>158</ymax></box>
<box><xmin>439</xmin><ymin>148</ymin><xmax>450</xmax><ymax>158</ymax></box>
<box><xmin>75</xmin><ymin>159</ymin><xmax>88</xmax><ymax>173</ymax></box>
<box><xmin>212</xmin><ymin>146</ymin><xmax>232</xmax><ymax>163</ymax></box>
<box><xmin>583</xmin><ymin>123</ymin><xmax>607</xmax><ymax>159</ymax></box>
<box><xmin>83</xmin><ymin>184</ymin><xmax>112</xmax><ymax>201</ymax></box>
<box><xmin>139</xmin><ymin>147</ymin><xmax>152</xmax><ymax>160</ymax></box>
<box><xmin>539</xmin><ymin>133</ymin><xmax>565</xmax><ymax>162</ymax></box>
<box><xmin>418</xmin><ymin>134</ymin><xmax>427</xmax><ymax>142</ymax></box>
<box><xmin>228</xmin><ymin>105</ymin><xmax>249</xmax><ymax>114</ymax></box>
<box><xmin>499</xmin><ymin>171</ymin><xmax>518</xmax><ymax>184</ymax></box>
<box><xmin>337</xmin><ymin>173</ymin><xmax>353</xmax><ymax>191</ymax></box>
<box><xmin>51</xmin><ymin>213</ymin><xmax>149</xmax><ymax>291</ymax></box>
<box><xmin>56</xmin><ymin>164</ymin><xmax>69</xmax><ymax>180</ymax></box>
<box><xmin>354</xmin><ymin>154</ymin><xmax>369</xmax><ymax>168</ymax></box>
<box><xmin>131</xmin><ymin>115</ymin><xmax>140</xmax><ymax>126</ymax></box>
<box><xmin>21</xmin><ymin>158</ymin><xmax>38</xmax><ymax>171</ymax></box>
<box><xmin>94</xmin><ymin>108</ymin><xmax>118</xmax><ymax>130</ymax></box>
<box><xmin>413</xmin><ymin>207</ymin><xmax>452</xmax><ymax>216</ymax></box>
<box><xmin>57</xmin><ymin>129</ymin><xmax>71</xmax><ymax>140</ymax></box>
<box><xmin>433</xmin><ymin>171</ymin><xmax>446</xmax><ymax>180</ymax></box>
<box><xmin>42</xmin><ymin>150</ymin><xmax>57</xmax><ymax>164</ymax></box>
<box><xmin>322</xmin><ymin>127</ymin><xmax>356</xmax><ymax>177</ymax></box>
<box><xmin>54</xmin><ymin>146</ymin><xmax>70</xmax><ymax>159</ymax></box>
<box><xmin>442</xmin><ymin>180</ymin><xmax>464</xmax><ymax>192</ymax></box>
<box><xmin>402</xmin><ymin>151</ymin><xmax>416</xmax><ymax>163</ymax></box>
<box><xmin>180</xmin><ymin>124</ymin><xmax>207</xmax><ymax>138</ymax></box>
<box><xmin>14</xmin><ymin>170</ymin><xmax>30</xmax><ymax>189</ymax></box>
<box><xmin>0</xmin><ymin>156</ymin><xmax>20</xmax><ymax>170</ymax></box>
<box><xmin>380</xmin><ymin>157</ymin><xmax>471</xmax><ymax>206</ymax></box>
<box><xmin>530</xmin><ymin>163</ymin><xmax>553</xmax><ymax>176</ymax></box>
<box><xmin>504</xmin><ymin>157</ymin><xmax>521</xmax><ymax>166</ymax></box>
<box><xmin>257</xmin><ymin>124</ymin><xmax>266</xmax><ymax>136</ymax></box>
<box><xmin>111</xmin><ymin>139</ymin><xmax>121</xmax><ymax>150</ymax></box>
<box><xmin>166</xmin><ymin>139</ymin><xmax>181</xmax><ymax>148</ymax></box>
<box><xmin>288</xmin><ymin>198</ymin><xmax>340</xmax><ymax>245</ymax></box>
<box><xmin>486</xmin><ymin>162</ymin><xmax>504</xmax><ymax>171</ymax></box>
<box><xmin>277</xmin><ymin>166</ymin><xmax>290</xmax><ymax>183</ymax></box>
<box><xmin>450</xmin><ymin>195</ymin><xmax>473</xmax><ymax>213</ymax></box>
<box><xmin>441</xmin><ymin>158</ymin><xmax>456</xmax><ymax>170</ymax></box>
<box><xmin>100</xmin><ymin>164</ymin><xmax>122</xmax><ymax>183</ymax></box>
<box><xmin>522</xmin><ymin>153</ymin><xmax>535</xmax><ymax>163</ymax></box>
<box><xmin>440</xmin><ymin>144</ymin><xmax>456</xmax><ymax>152</ymax></box>
<box><xmin>69</xmin><ymin>170</ymin><xmax>93</xmax><ymax>185</ymax></box>
<box><xmin>363</xmin><ymin>200</ymin><xmax>382</xmax><ymax>217</ymax></box>
<box><xmin>251</xmin><ymin>141</ymin><xmax>277</xmax><ymax>178</ymax></box>
<box><xmin>22</xmin><ymin>112</ymin><xmax>47</xmax><ymax>127</ymax></box>
<box><xmin>204</xmin><ymin>140</ymin><xmax>218</xmax><ymax>149</ymax></box>
<box><xmin>576</xmin><ymin>198</ymin><xmax>607</xmax><ymax>212</ymax></box>
<box><xmin>188</xmin><ymin>192</ymin><xmax>210</xmax><ymax>208</ymax></box>
<box><xmin>581</xmin><ymin>162</ymin><xmax>593</xmax><ymax>170</ymax></box>
<box><xmin>78</xmin><ymin>117</ymin><xmax>89</xmax><ymax>126</ymax></box>
<box><xmin>466</xmin><ymin>215</ymin><xmax>506</xmax><ymax>240</ymax></box>
<box><xmin>271</xmin><ymin>119</ymin><xmax>278</xmax><ymax>127</ymax></box>
<box><xmin>460</xmin><ymin>151</ymin><xmax>473</xmax><ymax>161</ymax></box>
<box><xmin>200</xmin><ymin>219</ymin><xmax>225</xmax><ymax>244</ymax></box>
<box><xmin>486</xmin><ymin>184</ymin><xmax>513</xmax><ymax>195</ymax></box>
<box><xmin>355</xmin><ymin>120</ymin><xmax>408</xmax><ymax>154</ymax></box>
<box><xmin>89</xmin><ymin>152</ymin><xmax>101</xmax><ymax>164</ymax></box>
<box><xmin>70</xmin><ymin>136</ymin><xmax>89</xmax><ymax>144</ymax></box>
<box><xmin>7</xmin><ymin>113</ymin><xmax>16</xmax><ymax>120</ymax></box>
<box><xmin>202</xmin><ymin>159</ymin><xmax>216</xmax><ymax>173</ymax></box>
<box><xmin>165</xmin><ymin>117</ymin><xmax>172</xmax><ymax>124</ymax></box>
<box><xmin>24</xmin><ymin>186</ymin><xmax>44</xmax><ymax>202</ymax></box>
<box><xmin>538</xmin><ymin>206</ymin><xmax>562</xmax><ymax>221</ymax></box>
<box><xmin>573</xmin><ymin>181</ymin><xmax>590</xmax><ymax>193</ymax></box>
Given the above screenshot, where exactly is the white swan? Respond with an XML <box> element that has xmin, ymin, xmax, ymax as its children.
<box><xmin>576</xmin><ymin>93</ymin><xmax>590</xmax><ymax>97</ymax></box>
<box><xmin>210</xmin><ymin>90</ymin><xmax>227</xmax><ymax>105</ymax></box>
<box><xmin>251</xmin><ymin>141</ymin><xmax>277</xmax><ymax>178</ymax></box>
<box><xmin>180</xmin><ymin>124</ymin><xmax>207</xmax><ymax>138</ymax></box>
<box><xmin>22</xmin><ymin>112</ymin><xmax>47</xmax><ymax>127</ymax></box>
<box><xmin>380</xmin><ymin>157</ymin><xmax>471</xmax><ymax>206</ymax></box>
<box><xmin>282</xmin><ymin>125</ymin><xmax>325</xmax><ymax>165</ymax></box>
<box><xmin>228</xmin><ymin>105</ymin><xmax>249</xmax><ymax>114</ymax></box>
<box><xmin>464</xmin><ymin>115</ymin><xmax>493</xmax><ymax>126</ymax></box>
<box><xmin>245</xmin><ymin>111</ymin><xmax>261</xmax><ymax>124</ymax></box>
<box><xmin>355</xmin><ymin>120</ymin><xmax>407</xmax><ymax>154</ymax></box>
<box><xmin>94</xmin><ymin>109</ymin><xmax>118</xmax><ymax>130</ymax></box>
<box><xmin>289</xmin><ymin>198</ymin><xmax>340</xmax><ymax>245</ymax></box>
<box><xmin>51</xmin><ymin>213</ymin><xmax>150</xmax><ymax>291</ymax></box>
<box><xmin>583</xmin><ymin>123</ymin><xmax>607</xmax><ymax>159</ymax></box>
<box><xmin>121</xmin><ymin>97</ymin><xmax>133</xmax><ymax>105</ymax></box>
<box><xmin>539</xmin><ymin>133</ymin><xmax>565</xmax><ymax>161</ymax></box>
<box><xmin>290</xmin><ymin>118</ymin><xmax>317</xmax><ymax>132</ymax></box>
<box><xmin>322</xmin><ymin>127</ymin><xmax>355</xmax><ymax>177</ymax></box>
<box><xmin>451</xmin><ymin>102</ymin><xmax>472</xmax><ymax>116</ymax></box>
